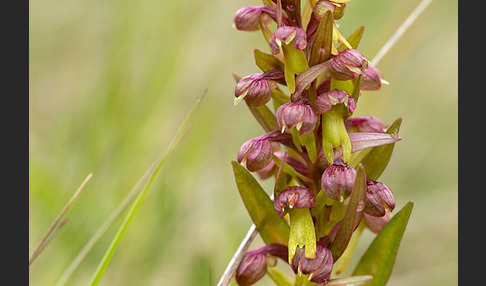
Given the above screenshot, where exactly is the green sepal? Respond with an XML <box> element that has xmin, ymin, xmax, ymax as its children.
<box><xmin>282</xmin><ymin>43</ymin><xmax>309</xmax><ymax>93</ymax></box>
<box><xmin>254</xmin><ymin>49</ymin><xmax>285</xmax><ymax>72</ymax></box>
<box><xmin>288</xmin><ymin>208</ymin><xmax>317</xmax><ymax>262</ymax></box>
<box><xmin>359</xmin><ymin>117</ymin><xmax>402</xmax><ymax>180</ymax></box>
<box><xmin>231</xmin><ymin>161</ymin><xmax>290</xmax><ymax>246</ymax></box>
<box><xmin>330</xmin><ymin>164</ymin><xmax>367</xmax><ymax>261</ymax></box>
<box><xmin>309</xmin><ymin>10</ymin><xmax>334</xmax><ymax>66</ymax></box>
<box><xmin>338</xmin><ymin>25</ymin><xmax>365</xmax><ymax>51</ymax></box>
<box><xmin>352</xmin><ymin>201</ymin><xmax>414</xmax><ymax>285</ymax></box>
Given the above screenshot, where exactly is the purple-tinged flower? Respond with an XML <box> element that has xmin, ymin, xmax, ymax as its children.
<box><xmin>321</xmin><ymin>158</ymin><xmax>357</xmax><ymax>201</ymax></box>
<box><xmin>276</xmin><ymin>100</ymin><xmax>318</xmax><ymax>136</ymax></box>
<box><xmin>269</xmin><ymin>26</ymin><xmax>307</xmax><ymax>55</ymax></box>
<box><xmin>235</xmin><ymin>252</ymin><xmax>267</xmax><ymax>286</ymax></box>
<box><xmin>234</xmin><ymin>70</ymin><xmax>284</xmax><ymax>108</ymax></box>
<box><xmin>235</xmin><ymin>244</ymin><xmax>289</xmax><ymax>286</ymax></box>
<box><xmin>256</xmin><ymin>160</ymin><xmax>277</xmax><ymax>180</ymax></box>
<box><xmin>315</xmin><ymin>89</ymin><xmax>356</xmax><ymax>115</ymax></box>
<box><xmin>274</xmin><ymin>186</ymin><xmax>316</xmax><ymax>218</ymax></box>
<box><xmin>237</xmin><ymin>137</ymin><xmax>275</xmax><ymax>172</ymax></box>
<box><xmin>291</xmin><ymin>239</ymin><xmax>333</xmax><ymax>283</ymax></box>
<box><xmin>233</xmin><ymin>5</ymin><xmax>293</xmax><ymax>31</ymax></box>
<box><xmin>361</xmin><ymin>65</ymin><xmax>384</xmax><ymax>91</ymax></box>
<box><xmin>328</xmin><ymin>49</ymin><xmax>365</xmax><ymax>81</ymax></box>
<box><xmin>364</xmin><ymin>212</ymin><xmax>391</xmax><ymax>234</ymax></box>
<box><xmin>364</xmin><ymin>180</ymin><xmax>396</xmax><ymax>217</ymax></box>
<box><xmin>345</xmin><ymin>115</ymin><xmax>385</xmax><ymax>133</ymax></box>
<box><xmin>233</xmin><ymin>5</ymin><xmax>278</xmax><ymax>31</ymax></box>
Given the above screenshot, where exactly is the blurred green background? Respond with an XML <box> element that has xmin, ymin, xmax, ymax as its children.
<box><xmin>29</xmin><ymin>0</ymin><xmax>457</xmax><ymax>285</ymax></box>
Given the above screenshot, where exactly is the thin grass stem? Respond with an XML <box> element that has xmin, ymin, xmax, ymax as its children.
<box><xmin>86</xmin><ymin>90</ymin><xmax>206</xmax><ymax>286</ymax></box>
<box><xmin>29</xmin><ymin>173</ymin><xmax>93</xmax><ymax>265</ymax></box>
<box><xmin>371</xmin><ymin>0</ymin><xmax>434</xmax><ymax>67</ymax></box>
<box><xmin>55</xmin><ymin>167</ymin><xmax>154</xmax><ymax>286</ymax></box>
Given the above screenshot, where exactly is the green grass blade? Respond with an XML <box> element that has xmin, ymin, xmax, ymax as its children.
<box><xmin>87</xmin><ymin>90</ymin><xmax>207</xmax><ymax>286</ymax></box>
<box><xmin>352</xmin><ymin>201</ymin><xmax>414</xmax><ymax>285</ymax></box>
<box><xmin>56</xmin><ymin>163</ymin><xmax>158</xmax><ymax>286</ymax></box>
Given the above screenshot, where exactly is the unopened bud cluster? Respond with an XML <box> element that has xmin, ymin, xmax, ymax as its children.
<box><xmin>231</xmin><ymin>0</ymin><xmax>400</xmax><ymax>285</ymax></box>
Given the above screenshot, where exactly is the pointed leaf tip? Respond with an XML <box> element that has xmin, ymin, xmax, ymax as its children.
<box><xmin>352</xmin><ymin>201</ymin><xmax>414</xmax><ymax>285</ymax></box>
<box><xmin>349</xmin><ymin>132</ymin><xmax>402</xmax><ymax>153</ymax></box>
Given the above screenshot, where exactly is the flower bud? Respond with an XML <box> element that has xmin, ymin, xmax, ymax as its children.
<box><xmin>235</xmin><ymin>252</ymin><xmax>267</xmax><ymax>286</ymax></box>
<box><xmin>333</xmin><ymin>3</ymin><xmax>346</xmax><ymax>20</ymax></box>
<box><xmin>345</xmin><ymin>115</ymin><xmax>385</xmax><ymax>133</ymax></box>
<box><xmin>315</xmin><ymin>89</ymin><xmax>356</xmax><ymax>115</ymax></box>
<box><xmin>237</xmin><ymin>137</ymin><xmax>274</xmax><ymax>172</ymax></box>
<box><xmin>269</xmin><ymin>26</ymin><xmax>307</xmax><ymax>55</ymax></box>
<box><xmin>235</xmin><ymin>70</ymin><xmax>284</xmax><ymax>108</ymax></box>
<box><xmin>306</xmin><ymin>1</ymin><xmax>335</xmax><ymax>39</ymax></box>
<box><xmin>290</xmin><ymin>242</ymin><xmax>333</xmax><ymax>283</ymax></box>
<box><xmin>364</xmin><ymin>180</ymin><xmax>396</xmax><ymax>217</ymax></box>
<box><xmin>235</xmin><ymin>244</ymin><xmax>289</xmax><ymax>286</ymax></box>
<box><xmin>321</xmin><ymin>158</ymin><xmax>357</xmax><ymax>201</ymax></box>
<box><xmin>328</xmin><ymin>49</ymin><xmax>365</xmax><ymax>81</ymax></box>
<box><xmin>361</xmin><ymin>65</ymin><xmax>384</xmax><ymax>91</ymax></box>
<box><xmin>276</xmin><ymin>100</ymin><xmax>318</xmax><ymax>137</ymax></box>
<box><xmin>274</xmin><ymin>186</ymin><xmax>316</xmax><ymax>218</ymax></box>
<box><xmin>233</xmin><ymin>5</ymin><xmax>278</xmax><ymax>31</ymax></box>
